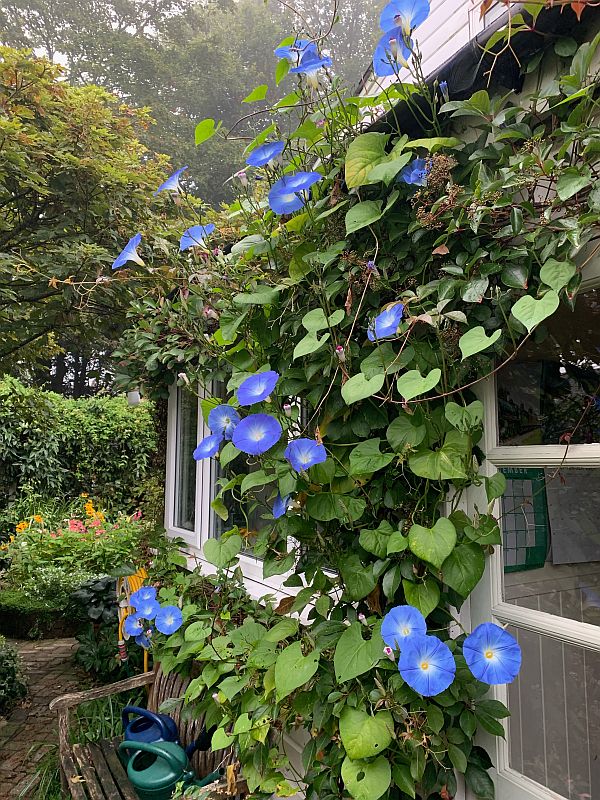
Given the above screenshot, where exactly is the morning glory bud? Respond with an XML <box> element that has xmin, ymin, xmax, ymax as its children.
<box><xmin>335</xmin><ymin>345</ymin><xmax>346</xmax><ymax>363</ymax></box>
<box><xmin>283</xmin><ymin>403</ymin><xmax>292</xmax><ymax>417</ymax></box>
<box><xmin>383</xmin><ymin>646</ymin><xmax>395</xmax><ymax>661</ymax></box>
<box><xmin>234</xmin><ymin>169</ymin><xmax>248</xmax><ymax>187</ymax></box>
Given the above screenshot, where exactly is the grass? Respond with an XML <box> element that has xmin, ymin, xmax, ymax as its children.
<box><xmin>0</xmin><ymin>588</ymin><xmax>65</xmax><ymax>614</ymax></box>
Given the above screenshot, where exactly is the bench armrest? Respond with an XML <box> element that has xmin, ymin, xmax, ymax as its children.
<box><xmin>50</xmin><ymin>670</ymin><xmax>155</xmax><ymax>712</ymax></box>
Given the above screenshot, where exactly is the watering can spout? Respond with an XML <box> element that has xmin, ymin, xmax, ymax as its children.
<box><xmin>194</xmin><ymin>768</ymin><xmax>224</xmax><ymax>788</ymax></box>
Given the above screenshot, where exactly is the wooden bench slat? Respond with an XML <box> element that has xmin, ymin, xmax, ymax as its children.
<box><xmin>87</xmin><ymin>741</ymin><xmax>126</xmax><ymax>800</ymax></box>
<box><xmin>100</xmin><ymin>738</ymin><xmax>139</xmax><ymax>800</ymax></box>
<box><xmin>72</xmin><ymin>744</ymin><xmax>107</xmax><ymax>800</ymax></box>
<box><xmin>61</xmin><ymin>747</ymin><xmax>90</xmax><ymax>800</ymax></box>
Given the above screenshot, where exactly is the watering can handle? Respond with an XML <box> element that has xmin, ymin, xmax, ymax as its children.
<box><xmin>119</xmin><ymin>740</ymin><xmax>185</xmax><ymax>773</ymax></box>
<box><xmin>121</xmin><ymin>706</ymin><xmax>172</xmax><ymax>740</ymax></box>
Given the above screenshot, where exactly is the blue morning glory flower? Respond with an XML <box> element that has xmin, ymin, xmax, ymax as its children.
<box><xmin>289</xmin><ymin>50</ymin><xmax>332</xmax><ymax>87</ymax></box>
<box><xmin>439</xmin><ymin>80</ymin><xmax>449</xmax><ymax>102</ymax></box>
<box><xmin>399</xmin><ymin>634</ymin><xmax>456</xmax><ymax>696</ymax></box>
<box><xmin>135</xmin><ymin>632</ymin><xmax>153</xmax><ymax>649</ymax></box>
<box><xmin>112</xmin><ymin>233</ymin><xmax>144</xmax><ymax>270</ymax></box>
<box><xmin>180</xmin><ymin>224</ymin><xmax>216</xmax><ymax>251</ymax></box>
<box><xmin>124</xmin><ymin>613</ymin><xmax>145</xmax><ymax>637</ymax></box>
<box><xmin>275</xmin><ymin>38</ymin><xmax>319</xmax><ymax>66</ymax></box>
<box><xmin>232</xmin><ymin>414</ymin><xmax>282</xmax><ymax>456</ymax></box>
<box><xmin>463</xmin><ymin>623</ymin><xmax>522</xmax><ymax>685</ymax></box>
<box><xmin>155</xmin><ymin>605</ymin><xmax>183</xmax><ymax>635</ymax></box>
<box><xmin>373</xmin><ymin>27</ymin><xmax>413</xmax><ymax>77</ymax></box>
<box><xmin>398</xmin><ymin>157</ymin><xmax>428</xmax><ymax>186</ymax></box>
<box><xmin>237</xmin><ymin>371</ymin><xmax>280</xmax><ymax>406</ymax></box>
<box><xmin>381</xmin><ymin>605</ymin><xmax>427</xmax><ymax>649</ymax></box>
<box><xmin>246</xmin><ymin>141</ymin><xmax>285</xmax><ymax>168</ymax></box>
<box><xmin>367</xmin><ymin>302</ymin><xmax>404</xmax><ymax>342</ymax></box>
<box><xmin>135</xmin><ymin>599</ymin><xmax>160</xmax><ymax>620</ymax></box>
<box><xmin>154</xmin><ymin>166</ymin><xmax>188</xmax><ymax>196</ymax></box>
<box><xmin>130</xmin><ymin>586</ymin><xmax>157</xmax><ymax>608</ymax></box>
<box><xmin>380</xmin><ymin>0</ymin><xmax>430</xmax><ymax>34</ymax></box>
<box><xmin>273</xmin><ymin>493</ymin><xmax>291</xmax><ymax>519</ymax></box>
<box><xmin>208</xmin><ymin>405</ymin><xmax>240</xmax><ymax>440</ymax></box>
<box><xmin>193</xmin><ymin>434</ymin><xmax>223</xmax><ymax>460</ymax></box>
<box><xmin>284</xmin><ymin>438</ymin><xmax>327</xmax><ymax>472</ymax></box>
<box><xmin>268</xmin><ymin>172</ymin><xmax>322</xmax><ymax>215</ymax></box>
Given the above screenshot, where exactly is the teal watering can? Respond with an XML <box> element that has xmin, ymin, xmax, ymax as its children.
<box><xmin>119</xmin><ymin>740</ymin><xmax>222</xmax><ymax>800</ymax></box>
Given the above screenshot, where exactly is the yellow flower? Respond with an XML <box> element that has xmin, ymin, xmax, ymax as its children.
<box><xmin>80</xmin><ymin>492</ymin><xmax>89</xmax><ymax>498</ymax></box>
<box><xmin>33</xmin><ymin>514</ymin><xmax>43</xmax><ymax>524</ymax></box>
<box><xmin>16</xmin><ymin>521</ymin><xmax>28</xmax><ymax>533</ymax></box>
<box><xmin>84</xmin><ymin>501</ymin><xmax>95</xmax><ymax>517</ymax></box>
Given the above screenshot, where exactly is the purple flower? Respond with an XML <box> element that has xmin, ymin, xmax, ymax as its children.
<box><xmin>154</xmin><ymin>166</ymin><xmax>188</xmax><ymax>196</ymax></box>
<box><xmin>398</xmin><ymin>158</ymin><xmax>428</xmax><ymax>186</ymax></box>
<box><xmin>275</xmin><ymin>38</ymin><xmax>319</xmax><ymax>66</ymax></box>
<box><xmin>373</xmin><ymin>28</ymin><xmax>413</xmax><ymax>77</ymax></box>
<box><xmin>232</xmin><ymin>414</ymin><xmax>282</xmax><ymax>456</ymax></box>
<box><xmin>246</xmin><ymin>141</ymin><xmax>285</xmax><ymax>168</ymax></box>
<box><xmin>193</xmin><ymin>434</ymin><xmax>223</xmax><ymax>460</ymax></box>
<box><xmin>273</xmin><ymin>493</ymin><xmax>291</xmax><ymax>519</ymax></box>
<box><xmin>284</xmin><ymin>438</ymin><xmax>327</xmax><ymax>472</ymax></box>
<box><xmin>268</xmin><ymin>172</ymin><xmax>322</xmax><ymax>215</ymax></box>
<box><xmin>130</xmin><ymin>586</ymin><xmax>156</xmax><ymax>608</ymax></box>
<box><xmin>367</xmin><ymin>303</ymin><xmax>404</xmax><ymax>341</ymax></box>
<box><xmin>208</xmin><ymin>405</ymin><xmax>240</xmax><ymax>440</ymax></box>
<box><xmin>155</xmin><ymin>605</ymin><xmax>183</xmax><ymax>635</ymax></box>
<box><xmin>399</xmin><ymin>634</ymin><xmax>456</xmax><ymax>696</ymax></box>
<box><xmin>180</xmin><ymin>224</ymin><xmax>216</xmax><ymax>251</ymax></box>
<box><xmin>463</xmin><ymin>623</ymin><xmax>522</xmax><ymax>685</ymax></box>
<box><xmin>380</xmin><ymin>0</ymin><xmax>430</xmax><ymax>34</ymax></box>
<box><xmin>124</xmin><ymin>613</ymin><xmax>145</xmax><ymax>637</ymax></box>
<box><xmin>237</xmin><ymin>371</ymin><xmax>279</xmax><ymax>406</ymax></box>
<box><xmin>112</xmin><ymin>233</ymin><xmax>144</xmax><ymax>270</ymax></box>
<box><xmin>381</xmin><ymin>605</ymin><xmax>427</xmax><ymax>649</ymax></box>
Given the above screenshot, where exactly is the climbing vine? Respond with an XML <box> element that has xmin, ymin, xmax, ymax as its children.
<box><xmin>113</xmin><ymin>4</ymin><xmax>600</xmax><ymax>800</ymax></box>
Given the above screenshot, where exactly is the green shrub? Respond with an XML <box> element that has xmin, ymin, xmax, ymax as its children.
<box><xmin>0</xmin><ymin>635</ymin><xmax>27</xmax><ymax>714</ymax></box>
<box><xmin>0</xmin><ymin>377</ymin><xmax>158</xmax><ymax>508</ymax></box>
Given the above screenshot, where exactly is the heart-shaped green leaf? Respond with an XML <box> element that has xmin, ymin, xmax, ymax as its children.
<box><xmin>342</xmin><ymin>373</ymin><xmax>385</xmax><ymax>405</ymax></box>
<box><xmin>293</xmin><ymin>331</ymin><xmax>330</xmax><ymax>360</ymax></box>
<box><xmin>408</xmin><ymin>431</ymin><xmax>469</xmax><ymax>481</ymax></box>
<box><xmin>408</xmin><ymin>518</ymin><xmax>457</xmax><ymax>570</ymax></box>
<box><xmin>396</xmin><ymin>368</ymin><xmax>441</xmax><ymax>401</ymax></box>
<box><xmin>203</xmin><ymin>534</ymin><xmax>242</xmax><ymax>568</ymax></box>
<box><xmin>302</xmin><ymin>308</ymin><xmax>345</xmax><ymax>331</ymax></box>
<box><xmin>274</xmin><ymin>641</ymin><xmax>320</xmax><ymax>700</ymax></box>
<box><xmin>539</xmin><ymin>258</ymin><xmax>576</xmax><ymax>292</ymax></box>
<box><xmin>345</xmin><ymin>132</ymin><xmax>390</xmax><ymax>188</ymax></box>
<box><xmin>511</xmin><ymin>290</ymin><xmax>559</xmax><ymax>332</ymax></box>
<box><xmin>339</xmin><ymin>708</ymin><xmax>394</xmax><ymax>759</ymax></box>
<box><xmin>459</xmin><ymin>327</ymin><xmax>501</xmax><ymax>360</ymax></box>
<box><xmin>441</xmin><ymin>543</ymin><xmax>485</xmax><ymax>597</ymax></box>
<box><xmin>386</xmin><ymin>410</ymin><xmax>427</xmax><ymax>450</ymax></box>
<box><xmin>341</xmin><ymin>756</ymin><xmax>391</xmax><ymax>800</ymax></box>
<box><xmin>444</xmin><ymin>401</ymin><xmax>484</xmax><ymax>431</ymax></box>
<box><xmin>349</xmin><ymin>439</ymin><xmax>394</xmax><ymax>476</ymax></box>
<box><xmin>402</xmin><ymin>579</ymin><xmax>440</xmax><ymax>617</ymax></box>
<box><xmin>334</xmin><ymin>622</ymin><xmax>383</xmax><ymax>682</ymax></box>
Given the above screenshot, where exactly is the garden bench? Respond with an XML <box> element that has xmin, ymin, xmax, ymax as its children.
<box><xmin>50</xmin><ymin>665</ymin><xmax>244</xmax><ymax>800</ymax></box>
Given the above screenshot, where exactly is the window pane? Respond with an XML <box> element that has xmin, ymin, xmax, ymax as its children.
<box><xmin>174</xmin><ymin>388</ymin><xmax>197</xmax><ymax>532</ymax></box>
<box><xmin>497</xmin><ymin>289</ymin><xmax>600</xmax><ymax>445</ymax></box>
<box><xmin>506</xmin><ymin>626</ymin><xmax>600</xmax><ymax>800</ymax></box>
<box><xmin>501</xmin><ymin>467</ymin><xmax>600</xmax><ymax>626</ymax></box>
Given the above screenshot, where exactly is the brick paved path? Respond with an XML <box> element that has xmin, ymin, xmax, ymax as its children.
<box><xmin>0</xmin><ymin>638</ymin><xmax>87</xmax><ymax>799</ymax></box>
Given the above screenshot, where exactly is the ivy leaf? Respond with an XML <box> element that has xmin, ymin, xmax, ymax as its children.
<box><xmin>345</xmin><ymin>200</ymin><xmax>383</xmax><ymax>235</ymax></box>
<box><xmin>403</xmin><ymin>579</ymin><xmax>440</xmax><ymax>617</ymax></box>
<box><xmin>345</xmin><ymin>132</ymin><xmax>390</xmax><ymax>188</ymax></box>
<box><xmin>334</xmin><ymin>621</ymin><xmax>383</xmax><ymax>682</ymax></box>
<box><xmin>511</xmin><ymin>290</ymin><xmax>559</xmax><ymax>332</ymax></box>
<box><xmin>203</xmin><ymin>534</ymin><xmax>242</xmax><ymax>568</ymax></box>
<box><xmin>243</xmin><ymin>84</ymin><xmax>268</xmax><ymax>103</ymax></box>
<box><xmin>341</xmin><ymin>756</ymin><xmax>391</xmax><ymax>800</ymax></box>
<box><xmin>341</xmin><ymin>373</ymin><xmax>385</xmax><ymax>405</ymax></box>
<box><xmin>349</xmin><ymin>439</ymin><xmax>394</xmax><ymax>476</ymax></box>
<box><xmin>274</xmin><ymin>641</ymin><xmax>320</xmax><ymax>701</ymax></box>
<box><xmin>444</xmin><ymin>401</ymin><xmax>484</xmax><ymax>431</ymax></box>
<box><xmin>396</xmin><ymin>368</ymin><xmax>441</xmax><ymax>401</ymax></box>
<box><xmin>408</xmin><ymin>431</ymin><xmax>470</xmax><ymax>481</ymax></box>
<box><xmin>194</xmin><ymin>117</ymin><xmax>220</xmax><ymax>146</ymax></box>
<box><xmin>339</xmin><ymin>708</ymin><xmax>394</xmax><ymax>759</ymax></box>
<box><xmin>306</xmin><ymin>493</ymin><xmax>366</xmax><ymax>523</ymax></box>
<box><xmin>459</xmin><ymin>327</ymin><xmax>501</xmax><ymax>360</ymax></box>
<box><xmin>293</xmin><ymin>331</ymin><xmax>330</xmax><ymax>360</ymax></box>
<box><xmin>441</xmin><ymin>543</ymin><xmax>485</xmax><ymax>597</ymax></box>
<box><xmin>386</xmin><ymin>411</ymin><xmax>427</xmax><ymax>450</ymax></box>
<box><xmin>539</xmin><ymin>258</ymin><xmax>576</xmax><ymax>292</ymax></box>
<box><xmin>340</xmin><ymin>554</ymin><xmax>377</xmax><ymax>599</ymax></box>
<box><xmin>408</xmin><ymin>518</ymin><xmax>457</xmax><ymax>570</ymax></box>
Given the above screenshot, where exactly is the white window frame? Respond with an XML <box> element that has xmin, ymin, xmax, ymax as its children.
<box><xmin>164</xmin><ymin>383</ymin><xmax>296</xmax><ymax>600</ymax></box>
<box><xmin>467</xmin><ymin>261</ymin><xmax>600</xmax><ymax>800</ymax></box>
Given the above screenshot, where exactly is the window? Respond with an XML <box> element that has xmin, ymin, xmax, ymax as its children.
<box><xmin>471</xmin><ymin>281</ymin><xmax>600</xmax><ymax>800</ymax></box>
<box><xmin>173</xmin><ymin>387</ymin><xmax>198</xmax><ymax>533</ymax></box>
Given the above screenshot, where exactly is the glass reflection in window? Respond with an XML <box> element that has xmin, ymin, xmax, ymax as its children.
<box><xmin>174</xmin><ymin>388</ymin><xmax>197</xmax><ymax>532</ymax></box>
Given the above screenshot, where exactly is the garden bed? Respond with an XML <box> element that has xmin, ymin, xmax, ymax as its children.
<box><xmin>0</xmin><ymin>589</ymin><xmax>82</xmax><ymax>639</ymax></box>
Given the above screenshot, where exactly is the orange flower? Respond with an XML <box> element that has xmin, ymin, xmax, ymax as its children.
<box><xmin>33</xmin><ymin>514</ymin><xmax>43</xmax><ymax>524</ymax></box>
<box><xmin>16</xmin><ymin>521</ymin><xmax>28</xmax><ymax>533</ymax></box>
